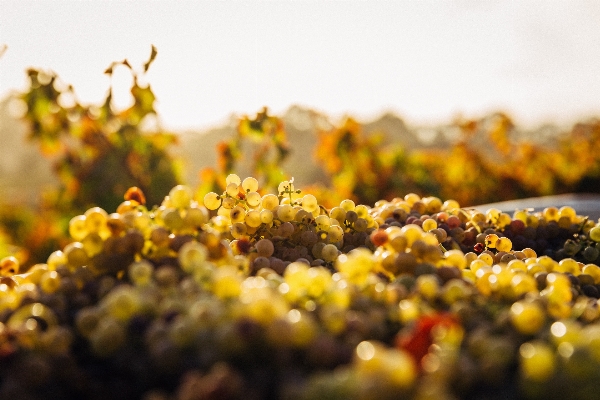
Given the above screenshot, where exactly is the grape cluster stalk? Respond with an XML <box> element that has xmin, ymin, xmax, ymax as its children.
<box><xmin>2</xmin><ymin>174</ymin><xmax>600</xmax><ymax>400</ymax></box>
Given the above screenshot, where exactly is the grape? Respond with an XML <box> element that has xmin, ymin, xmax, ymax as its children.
<box><xmin>315</xmin><ymin>215</ymin><xmax>331</xmax><ymax>232</ymax></box>
<box><xmin>543</xmin><ymin>206</ymin><xmax>560</xmax><ymax>222</ymax></box>
<box><xmin>340</xmin><ymin>199</ymin><xmax>355</xmax><ymax>211</ymax></box>
<box><xmin>301</xmin><ymin>194</ymin><xmax>319</xmax><ymax>213</ymax></box>
<box><xmin>246</xmin><ymin>191</ymin><xmax>261</xmax><ymax>208</ymax></box>
<box><xmin>128</xmin><ymin>260</ymin><xmax>154</xmax><ymax>286</ymax></box>
<box><xmin>510</xmin><ymin>301</ymin><xmax>545</xmax><ymax>335</ymax></box>
<box><xmin>0</xmin><ymin>256</ymin><xmax>20</xmax><ymax>276</ymax></box>
<box><xmin>69</xmin><ymin>215</ymin><xmax>88</xmax><ymax>241</ymax></box>
<box><xmin>583</xmin><ymin>246</ymin><xmax>600</xmax><ymax>262</ymax></box>
<box><xmin>520</xmin><ymin>341</ymin><xmax>556</xmax><ymax>382</ymax></box>
<box><xmin>39</xmin><ymin>270</ymin><xmax>61</xmax><ymax>294</ymax></box>
<box><xmin>229</xmin><ymin>205</ymin><xmax>246</xmax><ymax>223</ymax></box>
<box><xmin>226</xmin><ymin>173</ymin><xmax>242</xmax><ymax>186</ymax></box>
<box><xmin>178</xmin><ymin>241</ymin><xmax>208</xmax><ymax>273</ymax></box>
<box><xmin>327</xmin><ymin>225</ymin><xmax>344</xmax><ymax>244</ymax></box>
<box><xmin>277</xmin><ymin>204</ymin><xmax>296</xmax><ymax>222</ymax></box>
<box><xmin>226</xmin><ymin>182</ymin><xmax>241</xmax><ymax>198</ymax></box>
<box><xmin>261</xmin><ymin>193</ymin><xmax>280</xmax><ymax>210</ymax></box>
<box><xmin>422</xmin><ymin>218</ymin><xmax>437</xmax><ymax>231</ymax></box>
<box><xmin>354</xmin><ymin>204</ymin><xmax>369</xmax><ymax>219</ymax></box>
<box><xmin>84</xmin><ymin>206</ymin><xmax>109</xmax><ymax>233</ymax></box>
<box><xmin>184</xmin><ymin>206</ymin><xmax>209</xmax><ymax>228</ymax></box>
<box><xmin>242</xmin><ymin>176</ymin><xmax>259</xmax><ymax>192</ymax></box>
<box><xmin>230</xmin><ymin>222</ymin><xmax>248</xmax><ymax>239</ymax></box>
<box><xmin>203</xmin><ymin>192</ymin><xmax>221</xmax><ymax>210</ymax></box>
<box><xmin>496</xmin><ymin>237</ymin><xmax>513</xmax><ymax>252</ymax></box>
<box><xmin>169</xmin><ymin>185</ymin><xmax>193</xmax><ymax>209</ymax></box>
<box><xmin>279</xmin><ymin>221</ymin><xmax>295</xmax><ymax>237</ymax></box>
<box><xmin>590</xmin><ymin>226</ymin><xmax>600</xmax><ymax>242</ymax></box>
<box><xmin>485</xmin><ymin>233</ymin><xmax>499</xmax><ymax>249</ymax></box>
<box><xmin>260</xmin><ymin>209</ymin><xmax>274</xmax><ymax>224</ymax></box>
<box><xmin>256</xmin><ymin>239</ymin><xmax>275</xmax><ymax>257</ymax></box>
<box><xmin>8</xmin><ymin>178</ymin><xmax>600</xmax><ymax>399</ymax></box>
<box><xmin>353</xmin><ymin>218</ymin><xmax>368</xmax><ymax>232</ymax></box>
<box><xmin>81</xmin><ymin>233</ymin><xmax>104</xmax><ymax>257</ymax></box>
<box><xmin>243</xmin><ymin>209</ymin><xmax>261</xmax><ymax>228</ymax></box>
<box><xmin>321</xmin><ymin>244</ymin><xmax>340</xmax><ymax>263</ymax></box>
<box><xmin>63</xmin><ymin>242</ymin><xmax>89</xmax><ymax>269</ymax></box>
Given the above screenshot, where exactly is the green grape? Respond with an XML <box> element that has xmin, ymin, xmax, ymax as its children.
<box><xmin>0</xmin><ymin>256</ymin><xmax>20</xmax><ymax>276</ymax></box>
<box><xmin>230</xmin><ymin>222</ymin><xmax>248</xmax><ymax>239</ymax></box>
<box><xmin>69</xmin><ymin>215</ymin><xmax>88</xmax><ymax>241</ymax></box>
<box><xmin>543</xmin><ymin>206</ymin><xmax>560</xmax><ymax>222</ymax></box>
<box><xmin>315</xmin><ymin>215</ymin><xmax>331</xmax><ymax>232</ymax></box>
<box><xmin>355</xmin><ymin>340</ymin><xmax>417</xmax><ymax>389</ymax></box>
<box><xmin>226</xmin><ymin>182</ymin><xmax>241</xmax><ymax>198</ymax></box>
<box><xmin>261</xmin><ymin>193</ymin><xmax>280</xmax><ymax>210</ymax></box>
<box><xmin>510</xmin><ymin>301</ymin><xmax>545</xmax><ymax>335</ymax></box>
<box><xmin>128</xmin><ymin>260</ymin><xmax>154</xmax><ymax>286</ymax></box>
<box><xmin>416</xmin><ymin>274</ymin><xmax>439</xmax><ymax>300</ymax></box>
<box><xmin>178</xmin><ymin>241</ymin><xmax>209</xmax><ymax>273</ymax></box>
<box><xmin>321</xmin><ymin>244</ymin><xmax>340</xmax><ymax>263</ymax></box>
<box><xmin>40</xmin><ymin>270</ymin><xmax>61</xmax><ymax>294</ymax></box>
<box><xmin>340</xmin><ymin>199</ymin><xmax>356</xmax><ymax>212</ymax></box>
<box><xmin>7</xmin><ymin>302</ymin><xmax>58</xmax><ymax>330</ymax></box>
<box><xmin>519</xmin><ymin>341</ymin><xmax>555</xmax><ymax>382</ymax></box>
<box><xmin>354</xmin><ymin>204</ymin><xmax>369</xmax><ymax>219</ymax></box>
<box><xmin>485</xmin><ymin>233</ymin><xmax>499</xmax><ymax>249</ymax></box>
<box><xmin>244</xmin><ymin>210</ymin><xmax>261</xmax><ymax>228</ymax></box>
<box><xmin>590</xmin><ymin>226</ymin><xmax>600</xmax><ymax>242</ymax></box>
<box><xmin>46</xmin><ymin>250</ymin><xmax>66</xmax><ymax>271</ymax></box>
<box><xmin>486</xmin><ymin>208</ymin><xmax>502</xmax><ymax>224</ymax></box>
<box><xmin>422</xmin><ymin>218</ymin><xmax>437</xmax><ymax>231</ymax></box>
<box><xmin>329</xmin><ymin>206</ymin><xmax>347</xmax><ymax>224</ymax></box>
<box><xmin>277</xmin><ymin>204</ymin><xmax>296</xmax><ymax>222</ymax></box>
<box><xmin>184</xmin><ymin>206</ymin><xmax>209</xmax><ymax>228</ymax></box>
<box><xmin>230</xmin><ymin>205</ymin><xmax>246</xmax><ymax>223</ymax></box>
<box><xmin>260</xmin><ymin>209</ymin><xmax>274</xmax><ymax>224</ymax></box>
<box><xmin>226</xmin><ymin>173</ymin><xmax>241</xmax><ymax>186</ymax></box>
<box><xmin>221</xmin><ymin>197</ymin><xmax>236</xmax><ymax>209</ymax></box>
<box><xmin>246</xmin><ymin>191</ymin><xmax>261</xmax><ymax>208</ymax></box>
<box><xmin>81</xmin><ymin>233</ymin><xmax>104</xmax><ymax>258</ymax></box>
<box><xmin>327</xmin><ymin>225</ymin><xmax>344</xmax><ymax>243</ymax></box>
<box><xmin>496</xmin><ymin>237</ymin><xmax>512</xmax><ymax>252</ymax></box>
<box><xmin>169</xmin><ymin>185</ymin><xmax>193</xmax><ymax>209</ymax></box>
<box><xmin>84</xmin><ymin>206</ymin><xmax>108</xmax><ymax>233</ymax></box>
<box><xmin>242</xmin><ymin>176</ymin><xmax>259</xmax><ymax>192</ymax></box>
<box><xmin>301</xmin><ymin>194</ymin><xmax>319</xmax><ymax>213</ymax></box>
<box><xmin>103</xmin><ymin>285</ymin><xmax>141</xmax><ymax>321</ymax></box>
<box><xmin>64</xmin><ymin>242</ymin><xmax>89</xmax><ymax>270</ymax></box>
<box><xmin>203</xmin><ymin>192</ymin><xmax>221</xmax><ymax>210</ymax></box>
<box><xmin>162</xmin><ymin>208</ymin><xmax>184</xmax><ymax>231</ymax></box>
<box><xmin>444</xmin><ymin>249</ymin><xmax>467</xmax><ymax>269</ymax></box>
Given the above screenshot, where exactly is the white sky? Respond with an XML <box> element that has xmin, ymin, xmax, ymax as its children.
<box><xmin>1</xmin><ymin>1</ymin><xmax>600</xmax><ymax>131</ymax></box>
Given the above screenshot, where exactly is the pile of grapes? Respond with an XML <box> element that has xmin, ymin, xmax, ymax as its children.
<box><xmin>2</xmin><ymin>174</ymin><xmax>600</xmax><ymax>400</ymax></box>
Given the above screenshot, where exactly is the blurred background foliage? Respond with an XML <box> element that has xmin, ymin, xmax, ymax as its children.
<box><xmin>1</xmin><ymin>49</ymin><xmax>600</xmax><ymax>267</ymax></box>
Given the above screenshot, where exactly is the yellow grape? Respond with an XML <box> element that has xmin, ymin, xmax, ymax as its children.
<box><xmin>242</xmin><ymin>176</ymin><xmax>259</xmax><ymax>192</ymax></box>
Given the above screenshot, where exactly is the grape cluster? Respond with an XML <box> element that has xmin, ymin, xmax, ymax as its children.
<box><xmin>1</xmin><ymin>176</ymin><xmax>600</xmax><ymax>399</ymax></box>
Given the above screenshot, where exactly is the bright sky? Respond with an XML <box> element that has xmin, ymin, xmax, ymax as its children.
<box><xmin>1</xmin><ymin>1</ymin><xmax>600</xmax><ymax>131</ymax></box>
